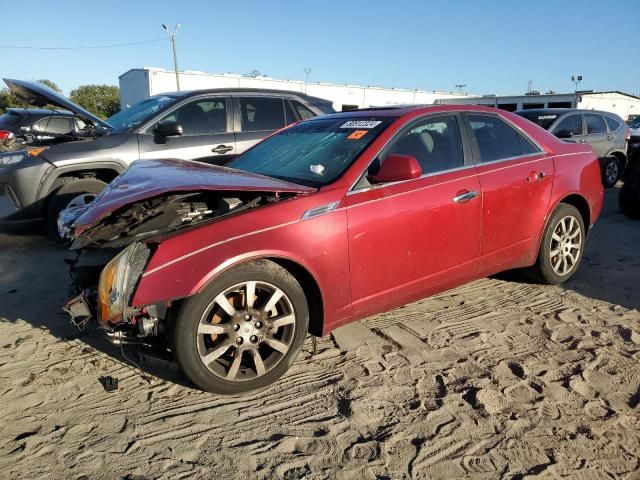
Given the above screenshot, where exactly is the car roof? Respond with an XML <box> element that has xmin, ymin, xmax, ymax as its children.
<box><xmin>515</xmin><ymin>108</ymin><xmax>620</xmax><ymax>118</ymax></box>
<box><xmin>5</xmin><ymin>107</ymin><xmax>76</xmax><ymax>117</ymax></box>
<box><xmin>154</xmin><ymin>88</ymin><xmax>332</xmax><ymax>104</ymax></box>
<box><xmin>312</xmin><ymin>104</ymin><xmax>510</xmax><ymax>120</ymax></box>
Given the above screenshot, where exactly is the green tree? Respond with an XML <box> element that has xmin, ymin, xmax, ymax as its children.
<box><xmin>69</xmin><ymin>84</ymin><xmax>120</xmax><ymax>119</ymax></box>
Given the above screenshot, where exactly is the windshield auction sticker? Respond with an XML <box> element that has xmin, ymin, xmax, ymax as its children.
<box><xmin>347</xmin><ymin>130</ymin><xmax>369</xmax><ymax>140</ymax></box>
<box><xmin>340</xmin><ymin>120</ymin><xmax>382</xmax><ymax>129</ymax></box>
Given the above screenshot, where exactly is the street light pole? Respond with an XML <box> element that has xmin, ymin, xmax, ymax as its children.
<box><xmin>303</xmin><ymin>67</ymin><xmax>312</xmax><ymax>94</ymax></box>
<box><xmin>162</xmin><ymin>23</ymin><xmax>181</xmax><ymax>91</ymax></box>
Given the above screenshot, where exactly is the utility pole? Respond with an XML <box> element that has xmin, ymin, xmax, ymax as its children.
<box><xmin>571</xmin><ymin>75</ymin><xmax>582</xmax><ymax>92</ymax></box>
<box><xmin>162</xmin><ymin>23</ymin><xmax>181</xmax><ymax>91</ymax></box>
<box><xmin>303</xmin><ymin>67</ymin><xmax>312</xmax><ymax>93</ymax></box>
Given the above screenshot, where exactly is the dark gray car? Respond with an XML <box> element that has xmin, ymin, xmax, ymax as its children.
<box><xmin>0</xmin><ymin>79</ymin><xmax>334</xmax><ymax>240</ymax></box>
<box><xmin>515</xmin><ymin>108</ymin><xmax>629</xmax><ymax>188</ymax></box>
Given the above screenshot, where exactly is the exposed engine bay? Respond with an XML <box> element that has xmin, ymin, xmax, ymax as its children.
<box><xmin>60</xmin><ymin>190</ymin><xmax>293</xmax><ymax>249</ymax></box>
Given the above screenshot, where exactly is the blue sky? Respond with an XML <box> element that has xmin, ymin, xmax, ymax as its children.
<box><xmin>1</xmin><ymin>0</ymin><xmax>638</xmax><ymax>96</ymax></box>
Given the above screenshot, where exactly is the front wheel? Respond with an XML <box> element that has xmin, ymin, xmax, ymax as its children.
<box><xmin>527</xmin><ymin>204</ymin><xmax>586</xmax><ymax>285</ymax></box>
<box><xmin>172</xmin><ymin>260</ymin><xmax>309</xmax><ymax>394</ymax></box>
<box><xmin>45</xmin><ymin>178</ymin><xmax>107</xmax><ymax>243</ymax></box>
<box><xmin>602</xmin><ymin>156</ymin><xmax>622</xmax><ymax>188</ymax></box>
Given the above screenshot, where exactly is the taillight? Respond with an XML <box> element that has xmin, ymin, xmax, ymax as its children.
<box><xmin>626</xmin><ymin>128</ymin><xmax>631</xmax><ymax>141</ymax></box>
<box><xmin>0</xmin><ymin>130</ymin><xmax>14</xmax><ymax>141</ymax></box>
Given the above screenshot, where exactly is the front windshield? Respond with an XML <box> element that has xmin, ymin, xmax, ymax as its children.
<box><xmin>228</xmin><ymin>117</ymin><xmax>393</xmax><ymax>187</ymax></box>
<box><xmin>104</xmin><ymin>95</ymin><xmax>178</xmax><ymax>132</ymax></box>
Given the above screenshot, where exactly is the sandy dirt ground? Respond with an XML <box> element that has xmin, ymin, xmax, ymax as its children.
<box><xmin>0</xmin><ymin>189</ymin><xmax>639</xmax><ymax>480</ymax></box>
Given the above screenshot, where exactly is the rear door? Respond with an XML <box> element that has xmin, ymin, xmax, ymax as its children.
<box><xmin>346</xmin><ymin>113</ymin><xmax>481</xmax><ymax>317</ymax></box>
<box><xmin>463</xmin><ymin>113</ymin><xmax>554</xmax><ymax>273</ymax></box>
<box><xmin>583</xmin><ymin>113</ymin><xmax>610</xmax><ymax>158</ymax></box>
<box><xmin>234</xmin><ymin>96</ymin><xmax>292</xmax><ymax>155</ymax></box>
<box><xmin>138</xmin><ymin>96</ymin><xmax>236</xmax><ymax>165</ymax></box>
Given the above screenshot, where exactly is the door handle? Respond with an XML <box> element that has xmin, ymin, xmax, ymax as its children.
<box><xmin>452</xmin><ymin>190</ymin><xmax>479</xmax><ymax>204</ymax></box>
<box><xmin>606</xmin><ymin>135</ymin><xmax>613</xmax><ymax>141</ymax></box>
<box><xmin>527</xmin><ymin>171</ymin><xmax>546</xmax><ymax>182</ymax></box>
<box><xmin>579</xmin><ymin>139</ymin><xmax>587</xmax><ymax>143</ymax></box>
<box><xmin>212</xmin><ymin>144</ymin><xmax>233</xmax><ymax>154</ymax></box>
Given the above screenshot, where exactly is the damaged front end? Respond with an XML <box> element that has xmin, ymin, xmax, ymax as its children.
<box><xmin>61</xmin><ymin>158</ymin><xmax>314</xmax><ymax>345</ymax></box>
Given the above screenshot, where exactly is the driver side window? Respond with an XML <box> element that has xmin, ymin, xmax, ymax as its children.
<box><xmin>383</xmin><ymin>115</ymin><xmax>465</xmax><ymax>175</ymax></box>
<box><xmin>554</xmin><ymin>114</ymin><xmax>583</xmax><ymax>136</ymax></box>
<box><xmin>158</xmin><ymin>98</ymin><xmax>229</xmax><ymax>136</ymax></box>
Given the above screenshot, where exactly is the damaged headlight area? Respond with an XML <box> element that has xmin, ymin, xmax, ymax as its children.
<box><xmin>98</xmin><ymin>242</ymin><xmax>151</xmax><ymax>325</ymax></box>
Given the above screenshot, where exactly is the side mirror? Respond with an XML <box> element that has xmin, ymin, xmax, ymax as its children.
<box><xmin>555</xmin><ymin>129</ymin><xmax>573</xmax><ymax>139</ymax></box>
<box><xmin>372</xmin><ymin>154</ymin><xmax>422</xmax><ymax>184</ymax></box>
<box><xmin>153</xmin><ymin>121</ymin><xmax>183</xmax><ymax>144</ymax></box>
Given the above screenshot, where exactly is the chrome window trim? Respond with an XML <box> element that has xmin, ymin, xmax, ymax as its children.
<box><xmin>346</xmin><ymin>163</ymin><xmax>477</xmax><ymax>195</ymax></box>
<box><xmin>471</xmin><ymin>151</ymin><xmax>544</xmax><ymax>168</ymax></box>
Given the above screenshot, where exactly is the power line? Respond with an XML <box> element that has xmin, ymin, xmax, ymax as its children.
<box><xmin>0</xmin><ymin>37</ymin><xmax>167</xmax><ymax>50</ymax></box>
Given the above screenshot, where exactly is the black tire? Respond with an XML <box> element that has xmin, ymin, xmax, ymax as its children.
<box><xmin>45</xmin><ymin>178</ymin><xmax>107</xmax><ymax>243</ymax></box>
<box><xmin>602</xmin><ymin>155</ymin><xmax>622</xmax><ymax>188</ymax></box>
<box><xmin>619</xmin><ymin>164</ymin><xmax>640</xmax><ymax>220</ymax></box>
<box><xmin>527</xmin><ymin>204</ymin><xmax>586</xmax><ymax>285</ymax></box>
<box><xmin>172</xmin><ymin>259</ymin><xmax>309</xmax><ymax>394</ymax></box>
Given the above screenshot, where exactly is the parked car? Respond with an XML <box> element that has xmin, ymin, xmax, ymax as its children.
<box><xmin>63</xmin><ymin>105</ymin><xmax>604</xmax><ymax>394</ymax></box>
<box><xmin>0</xmin><ymin>79</ymin><xmax>334</xmax><ymax>240</ymax></box>
<box><xmin>0</xmin><ymin>107</ymin><xmax>89</xmax><ymax>151</ymax></box>
<box><xmin>620</xmin><ymin>147</ymin><xmax>640</xmax><ymax>219</ymax></box>
<box><xmin>628</xmin><ymin>116</ymin><xmax>640</xmax><ymax>157</ymax></box>
<box><xmin>515</xmin><ymin>108</ymin><xmax>629</xmax><ymax>188</ymax></box>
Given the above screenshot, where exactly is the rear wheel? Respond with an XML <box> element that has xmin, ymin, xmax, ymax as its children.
<box><xmin>527</xmin><ymin>204</ymin><xmax>585</xmax><ymax>285</ymax></box>
<box><xmin>602</xmin><ymin>156</ymin><xmax>622</xmax><ymax>188</ymax></box>
<box><xmin>45</xmin><ymin>178</ymin><xmax>106</xmax><ymax>243</ymax></box>
<box><xmin>172</xmin><ymin>260</ymin><xmax>309</xmax><ymax>394</ymax></box>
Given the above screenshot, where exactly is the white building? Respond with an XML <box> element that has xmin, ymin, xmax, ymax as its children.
<box><xmin>436</xmin><ymin>91</ymin><xmax>640</xmax><ymax>121</ymax></box>
<box><xmin>119</xmin><ymin>67</ymin><xmax>472</xmax><ymax>112</ymax></box>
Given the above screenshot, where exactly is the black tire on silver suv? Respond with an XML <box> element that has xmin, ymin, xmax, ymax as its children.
<box><xmin>602</xmin><ymin>155</ymin><xmax>622</xmax><ymax>188</ymax></box>
<box><xmin>45</xmin><ymin>178</ymin><xmax>107</xmax><ymax>243</ymax></box>
<box><xmin>172</xmin><ymin>260</ymin><xmax>309</xmax><ymax>394</ymax></box>
<box><xmin>527</xmin><ymin>203</ymin><xmax>586</xmax><ymax>285</ymax></box>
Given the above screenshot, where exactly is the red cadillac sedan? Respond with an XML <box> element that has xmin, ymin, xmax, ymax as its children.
<box><xmin>63</xmin><ymin>105</ymin><xmax>604</xmax><ymax>394</ymax></box>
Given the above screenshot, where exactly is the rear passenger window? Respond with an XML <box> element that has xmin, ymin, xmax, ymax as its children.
<box><xmin>604</xmin><ymin>116</ymin><xmax>621</xmax><ymax>132</ymax></box>
<box><xmin>33</xmin><ymin>117</ymin><xmax>75</xmax><ymax>134</ymax></box>
<box><xmin>284</xmin><ymin>101</ymin><xmax>298</xmax><ymax>125</ymax></box>
<box><xmin>240</xmin><ymin>97</ymin><xmax>286</xmax><ymax>132</ymax></box>
<box><xmin>585</xmin><ymin>114</ymin><xmax>607</xmax><ymax>134</ymax></box>
<box><xmin>384</xmin><ymin>115</ymin><xmax>464</xmax><ymax>175</ymax></box>
<box><xmin>467</xmin><ymin>114</ymin><xmax>540</xmax><ymax>163</ymax></box>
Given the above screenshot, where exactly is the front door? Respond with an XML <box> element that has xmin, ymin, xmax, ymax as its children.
<box><xmin>463</xmin><ymin>113</ymin><xmax>554</xmax><ymax>273</ymax></box>
<box><xmin>346</xmin><ymin>114</ymin><xmax>482</xmax><ymax>317</ymax></box>
<box><xmin>138</xmin><ymin>96</ymin><xmax>237</xmax><ymax>165</ymax></box>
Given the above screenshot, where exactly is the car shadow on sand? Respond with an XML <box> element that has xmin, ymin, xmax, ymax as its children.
<box><xmin>0</xmin><ymin>232</ymin><xmax>195</xmax><ymax>389</ymax></box>
<box><xmin>496</xmin><ymin>187</ymin><xmax>640</xmax><ymax>311</ymax></box>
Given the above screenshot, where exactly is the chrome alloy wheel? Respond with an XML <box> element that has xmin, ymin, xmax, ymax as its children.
<box><xmin>196</xmin><ymin>281</ymin><xmax>296</xmax><ymax>381</ymax></box>
<box><xmin>549</xmin><ymin>215</ymin><xmax>582</xmax><ymax>276</ymax></box>
<box><xmin>605</xmin><ymin>160</ymin><xmax>619</xmax><ymax>186</ymax></box>
<box><xmin>65</xmin><ymin>193</ymin><xmax>97</xmax><ymax>210</ymax></box>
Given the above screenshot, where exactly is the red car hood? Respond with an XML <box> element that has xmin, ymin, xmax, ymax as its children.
<box><xmin>72</xmin><ymin>158</ymin><xmax>315</xmax><ymax>233</ymax></box>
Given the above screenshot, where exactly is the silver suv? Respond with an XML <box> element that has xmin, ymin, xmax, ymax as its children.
<box><xmin>516</xmin><ymin>108</ymin><xmax>630</xmax><ymax>188</ymax></box>
<box><xmin>0</xmin><ymin>79</ymin><xmax>334</xmax><ymax>241</ymax></box>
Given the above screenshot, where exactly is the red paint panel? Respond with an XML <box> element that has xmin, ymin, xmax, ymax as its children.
<box><xmin>476</xmin><ymin>154</ymin><xmax>554</xmax><ymax>272</ymax></box>
<box><xmin>345</xmin><ymin>167</ymin><xmax>481</xmax><ymax>318</ymax></box>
